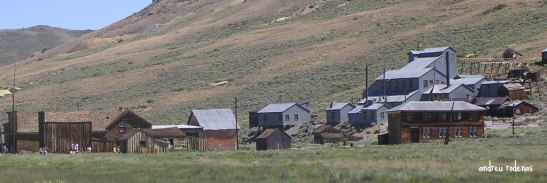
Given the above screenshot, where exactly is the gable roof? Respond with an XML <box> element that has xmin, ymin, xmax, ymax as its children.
<box><xmin>388</xmin><ymin>101</ymin><xmax>486</xmax><ymax>112</ymax></box>
<box><xmin>326</xmin><ymin>102</ymin><xmax>355</xmax><ymax>110</ymax></box>
<box><xmin>451</xmin><ymin>75</ymin><xmax>486</xmax><ymax>85</ymax></box>
<box><xmin>105</xmin><ymin>111</ymin><xmax>153</xmax><ymax>130</ymax></box>
<box><xmin>257</xmin><ymin>103</ymin><xmax>310</xmax><ymax>113</ymax></box>
<box><xmin>257</xmin><ymin>128</ymin><xmax>290</xmax><ymax>139</ymax></box>
<box><xmin>474</xmin><ymin>97</ymin><xmax>510</xmax><ymax>106</ymax></box>
<box><xmin>400</xmin><ymin>57</ymin><xmax>439</xmax><ymax>70</ymax></box>
<box><xmin>499</xmin><ymin>100</ymin><xmax>539</xmax><ymax>110</ymax></box>
<box><xmin>410</xmin><ymin>47</ymin><xmax>456</xmax><ymax>55</ymax></box>
<box><xmin>366</xmin><ymin>90</ymin><xmax>421</xmax><ymax>103</ymax></box>
<box><xmin>423</xmin><ymin>84</ymin><xmax>473</xmax><ymax>94</ymax></box>
<box><xmin>376</xmin><ymin>68</ymin><xmax>434</xmax><ymax>80</ymax></box>
<box><xmin>190</xmin><ymin>109</ymin><xmax>240</xmax><ymax>130</ymax></box>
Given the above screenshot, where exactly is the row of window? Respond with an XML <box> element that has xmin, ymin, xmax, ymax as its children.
<box><xmin>263</xmin><ymin>114</ymin><xmax>299</xmax><ymax>121</ymax></box>
<box><xmin>422</xmin><ymin>126</ymin><xmax>479</xmax><ymax>138</ymax></box>
<box><xmin>119</xmin><ymin>121</ymin><xmax>140</xmax><ymax>133</ymax></box>
<box><xmin>362</xmin><ymin>112</ymin><xmax>385</xmax><ymax>120</ymax></box>
<box><xmin>407</xmin><ymin>112</ymin><xmax>478</xmax><ymax>122</ymax></box>
<box><xmin>387</xmin><ymin>80</ymin><xmax>414</xmax><ymax>90</ymax></box>
<box><xmin>423</xmin><ymin>79</ymin><xmax>446</xmax><ymax>89</ymax></box>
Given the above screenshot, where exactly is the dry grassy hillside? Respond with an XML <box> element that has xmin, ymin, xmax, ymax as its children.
<box><xmin>0</xmin><ymin>0</ymin><xmax>546</xmax><ymax>125</ymax></box>
<box><xmin>0</xmin><ymin>25</ymin><xmax>92</xmax><ymax>65</ymax></box>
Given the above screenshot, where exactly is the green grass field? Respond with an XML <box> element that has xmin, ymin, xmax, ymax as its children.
<box><xmin>1</xmin><ymin>124</ymin><xmax>545</xmax><ymax>183</ymax></box>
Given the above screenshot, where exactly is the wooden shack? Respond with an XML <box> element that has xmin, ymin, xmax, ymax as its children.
<box><xmin>388</xmin><ymin>101</ymin><xmax>486</xmax><ymax>144</ymax></box>
<box><xmin>256</xmin><ymin>128</ymin><xmax>291</xmax><ymax>150</ymax></box>
<box><xmin>313</xmin><ymin>125</ymin><xmax>344</xmax><ymax>144</ymax></box>
<box><xmin>474</xmin><ymin>97</ymin><xmax>511</xmax><ymax>117</ymax></box>
<box><xmin>498</xmin><ymin>100</ymin><xmax>539</xmax><ymax>117</ymax></box>
<box><xmin>498</xmin><ymin>83</ymin><xmax>526</xmax><ymax>100</ymax></box>
<box><xmin>119</xmin><ymin>127</ymin><xmax>185</xmax><ymax>153</ymax></box>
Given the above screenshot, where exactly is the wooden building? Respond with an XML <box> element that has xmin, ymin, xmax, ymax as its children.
<box><xmin>256</xmin><ymin>128</ymin><xmax>291</xmax><ymax>151</ymax></box>
<box><xmin>498</xmin><ymin>83</ymin><xmax>526</xmax><ymax>100</ymax></box>
<box><xmin>119</xmin><ymin>127</ymin><xmax>185</xmax><ymax>153</ymax></box>
<box><xmin>3</xmin><ymin>110</ymin><xmax>152</xmax><ymax>153</ymax></box>
<box><xmin>474</xmin><ymin>97</ymin><xmax>511</xmax><ymax>117</ymax></box>
<box><xmin>188</xmin><ymin>109</ymin><xmax>240</xmax><ymax>151</ymax></box>
<box><xmin>387</xmin><ymin>101</ymin><xmax>486</xmax><ymax>144</ymax></box>
<box><xmin>498</xmin><ymin>100</ymin><xmax>539</xmax><ymax>117</ymax></box>
<box><xmin>312</xmin><ymin>125</ymin><xmax>344</xmax><ymax>144</ymax></box>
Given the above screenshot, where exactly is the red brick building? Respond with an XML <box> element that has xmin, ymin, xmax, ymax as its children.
<box><xmin>187</xmin><ymin>109</ymin><xmax>240</xmax><ymax>151</ymax></box>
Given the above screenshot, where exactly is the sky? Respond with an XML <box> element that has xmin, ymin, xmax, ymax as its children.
<box><xmin>0</xmin><ymin>0</ymin><xmax>151</xmax><ymax>30</ymax></box>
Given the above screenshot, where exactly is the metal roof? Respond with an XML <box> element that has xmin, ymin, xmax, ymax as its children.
<box><xmin>258</xmin><ymin>103</ymin><xmax>309</xmax><ymax>113</ymax></box>
<box><xmin>376</xmin><ymin>68</ymin><xmax>433</xmax><ymax>80</ymax></box>
<box><xmin>362</xmin><ymin>103</ymin><xmax>387</xmax><ymax>110</ymax></box>
<box><xmin>451</xmin><ymin>75</ymin><xmax>485</xmax><ymax>85</ymax></box>
<box><xmin>348</xmin><ymin>106</ymin><xmax>365</xmax><ymax>114</ymax></box>
<box><xmin>152</xmin><ymin>125</ymin><xmax>203</xmax><ymax>129</ymax></box>
<box><xmin>366</xmin><ymin>90</ymin><xmax>420</xmax><ymax>103</ymax></box>
<box><xmin>191</xmin><ymin>109</ymin><xmax>240</xmax><ymax>130</ymax></box>
<box><xmin>409</xmin><ymin>47</ymin><xmax>454</xmax><ymax>55</ymax></box>
<box><xmin>326</xmin><ymin>102</ymin><xmax>355</xmax><ymax>110</ymax></box>
<box><xmin>481</xmin><ymin>80</ymin><xmax>509</xmax><ymax>85</ymax></box>
<box><xmin>474</xmin><ymin>97</ymin><xmax>509</xmax><ymax>106</ymax></box>
<box><xmin>400</xmin><ymin>57</ymin><xmax>438</xmax><ymax>70</ymax></box>
<box><xmin>388</xmin><ymin>101</ymin><xmax>485</xmax><ymax>112</ymax></box>
<box><xmin>423</xmin><ymin>84</ymin><xmax>471</xmax><ymax>94</ymax></box>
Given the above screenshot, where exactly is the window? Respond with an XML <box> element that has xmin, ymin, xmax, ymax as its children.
<box><xmin>454</xmin><ymin>127</ymin><xmax>463</xmax><ymax>137</ymax></box>
<box><xmin>119</xmin><ymin>122</ymin><xmax>125</xmax><ymax>133</ymax></box>
<box><xmin>409</xmin><ymin>80</ymin><xmax>413</xmax><ymax>89</ymax></box>
<box><xmin>422</xmin><ymin>127</ymin><xmax>431</xmax><ymax>138</ymax></box>
<box><xmin>469</xmin><ymin>127</ymin><xmax>478</xmax><ymax>137</ymax></box>
<box><xmin>422</xmin><ymin>112</ymin><xmax>431</xmax><ymax>121</ymax></box>
<box><xmin>435</xmin><ymin>80</ymin><xmax>440</xmax><ymax>84</ymax></box>
<box><xmin>263</xmin><ymin>115</ymin><xmax>267</xmax><ymax>121</ymax></box>
<box><xmin>286</xmin><ymin>115</ymin><xmax>290</xmax><ymax>121</ymax></box>
<box><xmin>439</xmin><ymin>112</ymin><xmax>447</xmax><ymax>121</ymax></box>
<box><xmin>429</xmin><ymin>80</ymin><xmax>434</xmax><ymax>87</ymax></box>
<box><xmin>402</xmin><ymin>80</ymin><xmax>406</xmax><ymax>89</ymax></box>
<box><xmin>371</xmin><ymin>112</ymin><xmax>375</xmax><ymax>121</ymax></box>
<box><xmin>439</xmin><ymin>127</ymin><xmax>447</xmax><ymax>138</ymax></box>
<box><xmin>380</xmin><ymin>112</ymin><xmax>385</xmax><ymax>120</ymax></box>
<box><xmin>423</xmin><ymin>80</ymin><xmax>428</xmax><ymax>88</ymax></box>
<box><xmin>395</xmin><ymin>80</ymin><xmax>399</xmax><ymax>89</ymax></box>
<box><xmin>140</xmin><ymin>141</ymin><xmax>147</xmax><ymax>148</ymax></box>
<box><xmin>407</xmin><ymin>113</ymin><xmax>415</xmax><ymax>121</ymax></box>
<box><xmin>453</xmin><ymin>113</ymin><xmax>462</xmax><ymax>121</ymax></box>
<box><xmin>331</xmin><ymin>112</ymin><xmax>335</xmax><ymax>119</ymax></box>
<box><xmin>294</xmin><ymin>115</ymin><xmax>299</xmax><ymax>121</ymax></box>
<box><xmin>469</xmin><ymin>112</ymin><xmax>477</xmax><ymax>121</ymax></box>
<box><xmin>388</xmin><ymin>81</ymin><xmax>392</xmax><ymax>90</ymax></box>
<box><xmin>451</xmin><ymin>54</ymin><xmax>455</xmax><ymax>60</ymax></box>
<box><xmin>132</xmin><ymin>121</ymin><xmax>139</xmax><ymax>128</ymax></box>
<box><xmin>278</xmin><ymin>114</ymin><xmax>282</xmax><ymax>121</ymax></box>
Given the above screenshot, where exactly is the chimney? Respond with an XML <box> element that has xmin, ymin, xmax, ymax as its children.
<box><xmin>119</xmin><ymin>107</ymin><xmax>123</xmax><ymax>112</ymax></box>
<box><xmin>445</xmin><ymin>52</ymin><xmax>450</xmax><ymax>86</ymax></box>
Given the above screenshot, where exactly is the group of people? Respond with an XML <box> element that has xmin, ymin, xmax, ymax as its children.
<box><xmin>114</xmin><ymin>146</ymin><xmax>121</xmax><ymax>154</ymax></box>
<box><xmin>70</xmin><ymin>143</ymin><xmax>92</xmax><ymax>153</ymax></box>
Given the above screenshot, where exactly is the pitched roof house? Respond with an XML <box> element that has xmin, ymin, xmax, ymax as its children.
<box><xmin>188</xmin><ymin>109</ymin><xmax>240</xmax><ymax>150</ymax></box>
<box><xmin>474</xmin><ymin>97</ymin><xmax>511</xmax><ymax>117</ymax></box>
<box><xmin>312</xmin><ymin>125</ymin><xmax>344</xmax><ymax>144</ymax></box>
<box><xmin>498</xmin><ymin>100</ymin><xmax>539</xmax><ymax>117</ymax></box>
<box><xmin>325</xmin><ymin>102</ymin><xmax>355</xmax><ymax>125</ymax></box>
<box><xmin>256</xmin><ymin>128</ymin><xmax>291</xmax><ymax>151</ymax></box>
<box><xmin>250</xmin><ymin>102</ymin><xmax>311</xmax><ymax>127</ymax></box>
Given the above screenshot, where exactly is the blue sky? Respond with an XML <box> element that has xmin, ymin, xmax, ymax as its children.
<box><xmin>0</xmin><ymin>0</ymin><xmax>151</xmax><ymax>30</ymax></box>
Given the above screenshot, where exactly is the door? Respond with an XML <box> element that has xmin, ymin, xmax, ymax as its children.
<box><xmin>410</xmin><ymin>128</ymin><xmax>419</xmax><ymax>143</ymax></box>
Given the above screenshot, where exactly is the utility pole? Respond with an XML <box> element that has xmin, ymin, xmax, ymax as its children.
<box><xmin>512</xmin><ymin>103</ymin><xmax>515</xmax><ymax>135</ymax></box>
<box><xmin>234</xmin><ymin>97</ymin><xmax>239</xmax><ymax>150</ymax></box>
<box><xmin>444</xmin><ymin>102</ymin><xmax>454</xmax><ymax>145</ymax></box>
<box><xmin>11</xmin><ymin>61</ymin><xmax>16</xmax><ymax>153</ymax></box>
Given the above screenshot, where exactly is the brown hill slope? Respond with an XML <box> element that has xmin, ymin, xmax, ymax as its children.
<box><xmin>0</xmin><ymin>25</ymin><xmax>92</xmax><ymax>65</ymax></box>
<box><xmin>0</xmin><ymin>0</ymin><xmax>546</xmax><ymax>125</ymax></box>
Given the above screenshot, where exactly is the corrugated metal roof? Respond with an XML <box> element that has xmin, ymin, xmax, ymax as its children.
<box><xmin>258</xmin><ymin>103</ymin><xmax>310</xmax><ymax>113</ymax></box>
<box><xmin>348</xmin><ymin>106</ymin><xmax>364</xmax><ymax>114</ymax></box>
<box><xmin>152</xmin><ymin>125</ymin><xmax>202</xmax><ymax>129</ymax></box>
<box><xmin>191</xmin><ymin>109</ymin><xmax>240</xmax><ymax>130</ymax></box>
<box><xmin>482</xmin><ymin>80</ymin><xmax>509</xmax><ymax>85</ymax></box>
<box><xmin>326</xmin><ymin>102</ymin><xmax>355</xmax><ymax>110</ymax></box>
<box><xmin>388</xmin><ymin>101</ymin><xmax>486</xmax><ymax>112</ymax></box>
<box><xmin>362</xmin><ymin>103</ymin><xmax>386</xmax><ymax>110</ymax></box>
<box><xmin>423</xmin><ymin>84</ymin><xmax>469</xmax><ymax>94</ymax></box>
<box><xmin>376</xmin><ymin>68</ymin><xmax>432</xmax><ymax>80</ymax></box>
<box><xmin>257</xmin><ymin>128</ymin><xmax>289</xmax><ymax>139</ymax></box>
<box><xmin>451</xmin><ymin>75</ymin><xmax>485</xmax><ymax>85</ymax></box>
<box><xmin>367</xmin><ymin>90</ymin><xmax>420</xmax><ymax>103</ymax></box>
<box><xmin>475</xmin><ymin>97</ymin><xmax>509</xmax><ymax>106</ymax></box>
<box><xmin>422</xmin><ymin>47</ymin><xmax>452</xmax><ymax>53</ymax></box>
<box><xmin>401</xmin><ymin>57</ymin><xmax>438</xmax><ymax>70</ymax></box>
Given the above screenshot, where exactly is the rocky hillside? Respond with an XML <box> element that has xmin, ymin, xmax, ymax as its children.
<box><xmin>0</xmin><ymin>0</ymin><xmax>546</xmax><ymax>126</ymax></box>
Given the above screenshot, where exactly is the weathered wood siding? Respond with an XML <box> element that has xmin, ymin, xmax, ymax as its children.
<box><xmin>15</xmin><ymin>133</ymin><xmax>40</xmax><ymax>152</ymax></box>
<box><xmin>256</xmin><ymin>130</ymin><xmax>291</xmax><ymax>151</ymax></box>
<box><xmin>43</xmin><ymin>122</ymin><xmax>92</xmax><ymax>153</ymax></box>
<box><xmin>121</xmin><ymin>131</ymin><xmax>169</xmax><ymax>154</ymax></box>
<box><xmin>187</xmin><ymin>136</ymin><xmax>207</xmax><ymax>151</ymax></box>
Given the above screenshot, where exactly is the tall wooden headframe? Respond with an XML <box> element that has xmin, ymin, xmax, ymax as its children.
<box><xmin>458</xmin><ymin>60</ymin><xmax>535</xmax><ymax>79</ymax></box>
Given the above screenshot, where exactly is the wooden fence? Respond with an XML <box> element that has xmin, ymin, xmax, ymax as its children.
<box><xmin>458</xmin><ymin>61</ymin><xmax>536</xmax><ymax>79</ymax></box>
<box><xmin>186</xmin><ymin>137</ymin><xmax>207</xmax><ymax>151</ymax></box>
